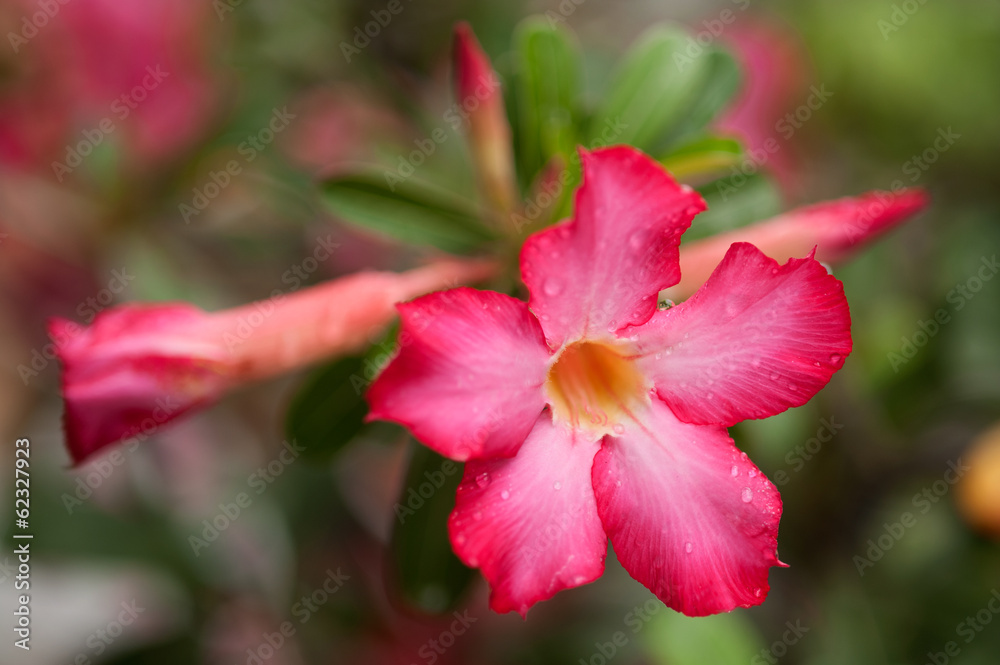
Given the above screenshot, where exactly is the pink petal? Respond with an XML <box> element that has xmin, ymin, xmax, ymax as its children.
<box><xmin>520</xmin><ymin>146</ymin><xmax>706</xmax><ymax>347</ymax></box>
<box><xmin>630</xmin><ymin>242</ymin><xmax>852</xmax><ymax>426</ymax></box>
<box><xmin>592</xmin><ymin>398</ymin><xmax>784</xmax><ymax>616</ymax></box>
<box><xmin>367</xmin><ymin>288</ymin><xmax>551</xmax><ymax>461</ymax></box>
<box><xmin>668</xmin><ymin>188</ymin><xmax>929</xmax><ymax>301</ymax></box>
<box><xmin>449</xmin><ymin>413</ymin><xmax>607</xmax><ymax>616</ymax></box>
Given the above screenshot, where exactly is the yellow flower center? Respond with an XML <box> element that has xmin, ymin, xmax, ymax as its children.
<box><xmin>544</xmin><ymin>340</ymin><xmax>649</xmax><ymax>436</ymax></box>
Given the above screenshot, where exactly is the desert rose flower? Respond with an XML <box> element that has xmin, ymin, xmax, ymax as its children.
<box><xmin>367</xmin><ymin>146</ymin><xmax>853</xmax><ymax>617</ymax></box>
<box><xmin>667</xmin><ymin>188</ymin><xmax>929</xmax><ymax>300</ymax></box>
<box><xmin>53</xmin><ymin>259</ymin><xmax>496</xmax><ymax>465</ymax></box>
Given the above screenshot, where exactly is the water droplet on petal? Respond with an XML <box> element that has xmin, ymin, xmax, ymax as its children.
<box><xmin>657</xmin><ymin>298</ymin><xmax>675</xmax><ymax>311</ymax></box>
<box><xmin>731</xmin><ymin>465</ymin><xmax>739</xmax><ymax>477</ymax></box>
<box><xmin>830</xmin><ymin>353</ymin><xmax>843</xmax><ymax>364</ymax></box>
<box><xmin>629</xmin><ymin>233</ymin><xmax>645</xmax><ymax>250</ymax></box>
<box><xmin>769</xmin><ymin>372</ymin><xmax>780</xmax><ymax>381</ymax></box>
<box><xmin>753</xmin><ymin>587</ymin><xmax>763</xmax><ymax>598</ymax></box>
<box><xmin>473</xmin><ymin>511</ymin><xmax>483</xmax><ymax>520</ymax></box>
<box><xmin>615</xmin><ymin>480</ymin><xmax>622</xmax><ymax>487</ymax></box>
<box><xmin>748</xmin><ymin>468</ymin><xmax>757</xmax><ymax>478</ymax></box>
<box><xmin>500</xmin><ymin>490</ymin><xmax>510</xmax><ymax>500</ymax></box>
<box><xmin>684</xmin><ymin>542</ymin><xmax>694</xmax><ymax>554</ymax></box>
<box><xmin>786</xmin><ymin>382</ymin><xmax>798</xmax><ymax>392</ymax></box>
<box><xmin>455</xmin><ymin>534</ymin><xmax>466</xmax><ymax>545</ymax></box>
<box><xmin>543</xmin><ymin>279</ymin><xmax>563</xmax><ymax>297</ymax></box>
<box><xmin>741</xmin><ymin>488</ymin><xmax>754</xmax><ymax>503</ymax></box>
<box><xmin>612</xmin><ymin>424</ymin><xmax>625</xmax><ymax>435</ymax></box>
<box><xmin>475</xmin><ymin>472</ymin><xmax>491</xmax><ymax>489</ymax></box>
<box><xmin>553</xmin><ymin>482</ymin><xmax>562</xmax><ymax>491</ymax></box>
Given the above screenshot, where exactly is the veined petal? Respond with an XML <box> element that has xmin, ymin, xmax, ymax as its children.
<box><xmin>666</xmin><ymin>188</ymin><xmax>928</xmax><ymax>301</ymax></box>
<box><xmin>367</xmin><ymin>288</ymin><xmax>551</xmax><ymax>461</ymax></box>
<box><xmin>449</xmin><ymin>413</ymin><xmax>606</xmax><ymax>616</ymax></box>
<box><xmin>592</xmin><ymin>398</ymin><xmax>783</xmax><ymax>616</ymax></box>
<box><xmin>630</xmin><ymin>242</ymin><xmax>852</xmax><ymax>426</ymax></box>
<box><xmin>520</xmin><ymin>146</ymin><xmax>705</xmax><ymax>347</ymax></box>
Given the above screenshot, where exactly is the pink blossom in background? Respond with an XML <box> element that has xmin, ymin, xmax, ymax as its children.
<box><xmin>715</xmin><ymin>18</ymin><xmax>809</xmax><ymax>195</ymax></box>
<box><xmin>367</xmin><ymin>146</ymin><xmax>853</xmax><ymax>617</ymax></box>
<box><xmin>0</xmin><ymin>0</ymin><xmax>219</xmax><ymax>174</ymax></box>
<box><xmin>52</xmin><ymin>258</ymin><xmax>496</xmax><ymax>465</ymax></box>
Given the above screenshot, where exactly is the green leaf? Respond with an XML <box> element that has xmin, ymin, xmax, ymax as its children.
<box><xmin>511</xmin><ymin>17</ymin><xmax>583</xmax><ymax>190</ymax></box>
<box><xmin>388</xmin><ymin>443</ymin><xmax>474</xmax><ymax>614</ymax></box>
<box><xmin>586</xmin><ymin>24</ymin><xmax>713</xmax><ymax>152</ymax></box>
<box><xmin>660</xmin><ymin>135</ymin><xmax>744</xmax><ymax>182</ymax></box>
<box><xmin>320</xmin><ymin>172</ymin><xmax>495</xmax><ymax>254</ymax></box>
<box><xmin>656</xmin><ymin>47</ymin><xmax>742</xmax><ymax>151</ymax></box>
<box><xmin>285</xmin><ymin>355</ymin><xmax>371</xmax><ymax>464</ymax></box>
<box><xmin>642</xmin><ymin>609</ymin><xmax>766</xmax><ymax>665</ymax></box>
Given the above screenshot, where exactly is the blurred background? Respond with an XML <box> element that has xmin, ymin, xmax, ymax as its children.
<box><xmin>1</xmin><ymin>0</ymin><xmax>999</xmax><ymax>663</ymax></box>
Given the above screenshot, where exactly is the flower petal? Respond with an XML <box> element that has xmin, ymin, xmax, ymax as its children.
<box><xmin>449</xmin><ymin>413</ymin><xmax>606</xmax><ymax>616</ymax></box>
<box><xmin>52</xmin><ymin>304</ymin><xmax>233</xmax><ymax>465</ymax></box>
<box><xmin>367</xmin><ymin>288</ymin><xmax>551</xmax><ymax>461</ymax></box>
<box><xmin>592</xmin><ymin>398</ymin><xmax>783</xmax><ymax>616</ymax></box>
<box><xmin>520</xmin><ymin>146</ymin><xmax>706</xmax><ymax>347</ymax></box>
<box><xmin>666</xmin><ymin>188</ymin><xmax>929</xmax><ymax>301</ymax></box>
<box><xmin>630</xmin><ymin>242</ymin><xmax>852</xmax><ymax>426</ymax></box>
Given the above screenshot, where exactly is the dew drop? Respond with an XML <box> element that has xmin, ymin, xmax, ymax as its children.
<box><xmin>684</xmin><ymin>542</ymin><xmax>694</xmax><ymax>554</ymax></box>
<box><xmin>753</xmin><ymin>587</ymin><xmax>763</xmax><ymax>598</ymax></box>
<box><xmin>741</xmin><ymin>488</ymin><xmax>754</xmax><ymax>503</ymax></box>
<box><xmin>553</xmin><ymin>481</ymin><xmax>562</xmax><ymax>491</ymax></box>
<box><xmin>543</xmin><ymin>279</ymin><xmax>563</xmax><ymax>297</ymax></box>
<box><xmin>629</xmin><ymin>233</ymin><xmax>645</xmax><ymax>250</ymax></box>
<box><xmin>612</xmin><ymin>423</ymin><xmax>625</xmax><ymax>435</ymax></box>
<box><xmin>769</xmin><ymin>372</ymin><xmax>780</xmax><ymax>381</ymax></box>
<box><xmin>455</xmin><ymin>534</ymin><xmax>466</xmax><ymax>545</ymax></box>
<box><xmin>615</xmin><ymin>480</ymin><xmax>622</xmax><ymax>487</ymax></box>
<box><xmin>748</xmin><ymin>468</ymin><xmax>757</xmax><ymax>478</ymax></box>
<box><xmin>731</xmin><ymin>465</ymin><xmax>739</xmax><ymax>477</ymax></box>
<box><xmin>500</xmin><ymin>489</ymin><xmax>510</xmax><ymax>500</ymax></box>
<box><xmin>473</xmin><ymin>511</ymin><xmax>483</xmax><ymax>521</ymax></box>
<box><xmin>657</xmin><ymin>298</ymin><xmax>675</xmax><ymax>310</ymax></box>
<box><xmin>830</xmin><ymin>353</ymin><xmax>843</xmax><ymax>364</ymax></box>
<box><xmin>475</xmin><ymin>472</ymin><xmax>491</xmax><ymax>489</ymax></box>
<box><xmin>786</xmin><ymin>382</ymin><xmax>798</xmax><ymax>392</ymax></box>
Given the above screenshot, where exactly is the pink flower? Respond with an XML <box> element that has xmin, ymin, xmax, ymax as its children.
<box><xmin>367</xmin><ymin>146</ymin><xmax>853</xmax><ymax>617</ymax></box>
<box><xmin>668</xmin><ymin>188</ymin><xmax>929</xmax><ymax>300</ymax></box>
<box><xmin>53</xmin><ymin>259</ymin><xmax>496</xmax><ymax>465</ymax></box>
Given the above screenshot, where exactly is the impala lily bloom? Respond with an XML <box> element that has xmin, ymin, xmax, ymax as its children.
<box><xmin>667</xmin><ymin>187</ymin><xmax>929</xmax><ymax>300</ymax></box>
<box><xmin>53</xmin><ymin>259</ymin><xmax>495</xmax><ymax>465</ymax></box>
<box><xmin>367</xmin><ymin>146</ymin><xmax>853</xmax><ymax>617</ymax></box>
